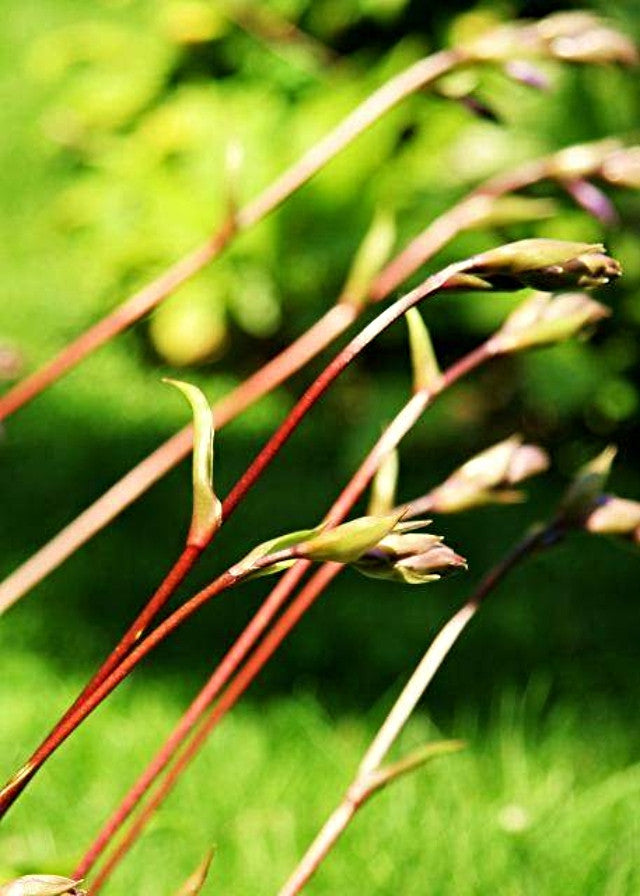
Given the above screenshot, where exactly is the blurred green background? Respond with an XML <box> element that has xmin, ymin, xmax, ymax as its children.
<box><xmin>1</xmin><ymin>0</ymin><xmax>639</xmax><ymax>893</ymax></box>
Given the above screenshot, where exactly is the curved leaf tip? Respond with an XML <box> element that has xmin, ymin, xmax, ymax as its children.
<box><xmin>164</xmin><ymin>379</ymin><xmax>222</xmax><ymax>547</ymax></box>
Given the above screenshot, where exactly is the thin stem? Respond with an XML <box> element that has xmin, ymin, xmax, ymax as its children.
<box><xmin>0</xmin><ymin>547</ymin><xmax>294</xmax><ymax>818</ymax></box>
<box><xmin>219</xmin><ymin>261</ymin><xmax>469</xmax><ymax>522</ymax></box>
<box><xmin>84</xmin><ymin>560</ymin><xmax>345</xmax><ymax>894</ymax></box>
<box><xmin>0</xmin><ymin>304</ymin><xmax>356</xmax><ymax>616</ymax></box>
<box><xmin>0</xmin><ymin>50</ymin><xmax>461</xmax><ymax>424</ymax></box>
<box><xmin>75</xmin><ymin>343</ymin><xmax>493</xmax><ymax>884</ymax></box>
<box><xmin>0</xmin><ymin>261</ymin><xmax>472</xmax><ymax>820</ymax></box>
<box><xmin>0</xmin><ymin>142</ymin><xmax>580</xmax><ymax>615</ymax></box>
<box><xmin>277</xmin><ymin>525</ymin><xmax>552</xmax><ymax>896</ymax></box>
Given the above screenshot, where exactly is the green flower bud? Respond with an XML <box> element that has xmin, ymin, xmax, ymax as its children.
<box><xmin>428</xmin><ymin>436</ymin><xmax>549</xmax><ymax>513</ymax></box>
<box><xmin>584</xmin><ymin>495</ymin><xmax>640</xmax><ymax>541</ymax></box>
<box><xmin>0</xmin><ymin>877</ymin><xmax>84</xmax><ymax>896</ymax></box>
<box><xmin>490</xmin><ymin>291</ymin><xmax>610</xmax><ymax>354</ymax></box>
<box><xmin>469</xmin><ymin>239</ymin><xmax>621</xmax><ymax>291</ymax></box>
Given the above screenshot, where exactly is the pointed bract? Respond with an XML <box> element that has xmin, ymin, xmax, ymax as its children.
<box><xmin>164</xmin><ymin>379</ymin><xmax>222</xmax><ymax>547</ymax></box>
<box><xmin>560</xmin><ymin>445</ymin><xmax>617</xmax><ymax>524</ymax></box>
<box><xmin>405</xmin><ymin>309</ymin><xmax>442</xmax><ymax>393</ymax></box>
<box><xmin>368</xmin><ymin>449</ymin><xmax>400</xmax><ymax>516</ymax></box>
<box><xmin>340</xmin><ymin>209</ymin><xmax>396</xmax><ymax>308</ymax></box>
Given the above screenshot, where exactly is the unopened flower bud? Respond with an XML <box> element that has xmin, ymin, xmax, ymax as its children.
<box><xmin>490</xmin><ymin>291</ymin><xmax>610</xmax><ymax>354</ymax></box>
<box><xmin>601</xmin><ymin>147</ymin><xmax>640</xmax><ymax>189</ymax></box>
<box><xmin>469</xmin><ymin>239</ymin><xmax>621</xmax><ymax>291</ymax></box>
<box><xmin>428</xmin><ymin>436</ymin><xmax>549</xmax><ymax>513</ymax></box>
<box><xmin>584</xmin><ymin>494</ymin><xmax>640</xmax><ymax>541</ymax></box>
<box><xmin>0</xmin><ymin>877</ymin><xmax>84</xmax><ymax>896</ymax></box>
<box><xmin>355</xmin><ymin>523</ymin><xmax>467</xmax><ymax>584</ymax></box>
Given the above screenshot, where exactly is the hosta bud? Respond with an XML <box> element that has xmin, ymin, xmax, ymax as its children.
<box><xmin>490</xmin><ymin>291</ymin><xmax>610</xmax><ymax>354</ymax></box>
<box><xmin>469</xmin><ymin>239</ymin><xmax>621</xmax><ymax>291</ymax></box>
<box><xmin>601</xmin><ymin>147</ymin><xmax>640</xmax><ymax>189</ymax></box>
<box><xmin>584</xmin><ymin>495</ymin><xmax>640</xmax><ymax>541</ymax></box>
<box><xmin>428</xmin><ymin>436</ymin><xmax>549</xmax><ymax>513</ymax></box>
<box><xmin>559</xmin><ymin>445</ymin><xmax>616</xmax><ymax>525</ymax></box>
<box><xmin>354</xmin><ymin>523</ymin><xmax>467</xmax><ymax>585</ymax></box>
<box><xmin>0</xmin><ymin>877</ymin><xmax>84</xmax><ymax>896</ymax></box>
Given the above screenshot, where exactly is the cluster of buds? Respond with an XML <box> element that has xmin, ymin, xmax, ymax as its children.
<box><xmin>240</xmin><ymin>512</ymin><xmax>466</xmax><ymax>587</ymax></box>
<box><xmin>465</xmin><ymin>11</ymin><xmax>637</xmax><ymax>66</ymax></box>
<box><xmin>423</xmin><ymin>436</ymin><xmax>549</xmax><ymax>514</ymax></box>
<box><xmin>488</xmin><ymin>290</ymin><xmax>610</xmax><ymax>355</ymax></box>
<box><xmin>352</xmin><ymin>521</ymin><xmax>467</xmax><ymax>585</ymax></box>
<box><xmin>466</xmin><ymin>239</ymin><xmax>621</xmax><ymax>292</ymax></box>
<box><xmin>0</xmin><ymin>877</ymin><xmax>84</xmax><ymax>896</ymax></box>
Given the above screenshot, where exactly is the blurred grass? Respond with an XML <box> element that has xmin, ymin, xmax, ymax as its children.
<box><xmin>1</xmin><ymin>648</ymin><xmax>639</xmax><ymax>895</ymax></box>
<box><xmin>1</xmin><ymin>0</ymin><xmax>639</xmax><ymax>892</ymax></box>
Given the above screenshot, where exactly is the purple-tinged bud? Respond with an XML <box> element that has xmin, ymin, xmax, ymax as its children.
<box><xmin>427</xmin><ymin>436</ymin><xmax>549</xmax><ymax>513</ymax></box>
<box><xmin>601</xmin><ymin>147</ymin><xmax>640</xmax><ymax>189</ymax></box>
<box><xmin>562</xmin><ymin>179</ymin><xmax>618</xmax><ymax>225</ymax></box>
<box><xmin>584</xmin><ymin>494</ymin><xmax>640</xmax><ymax>540</ymax></box>
<box><xmin>490</xmin><ymin>291</ymin><xmax>610</xmax><ymax>354</ymax></box>
<box><xmin>0</xmin><ymin>877</ymin><xmax>84</xmax><ymax>896</ymax></box>
<box><xmin>355</xmin><ymin>523</ymin><xmax>467</xmax><ymax>585</ymax></box>
<box><xmin>469</xmin><ymin>239</ymin><xmax>621</xmax><ymax>292</ymax></box>
<box><xmin>503</xmin><ymin>60</ymin><xmax>551</xmax><ymax>90</ymax></box>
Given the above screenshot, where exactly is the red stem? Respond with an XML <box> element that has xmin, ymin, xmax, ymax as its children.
<box><xmin>0</xmin><ymin>50</ymin><xmax>461</xmax><ymax>424</ymax></box>
<box><xmin>0</xmin><ymin>304</ymin><xmax>356</xmax><ymax>616</ymax></box>
<box><xmin>0</xmin><ymin>151</ymin><xmax>556</xmax><ymax>617</ymax></box>
<box><xmin>0</xmin><ymin>261</ymin><xmax>471</xmax><ymax>819</ymax></box>
<box><xmin>74</xmin><ymin>344</ymin><xmax>492</xmax><ymax>883</ymax></box>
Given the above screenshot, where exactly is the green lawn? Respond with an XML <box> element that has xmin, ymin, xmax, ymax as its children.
<box><xmin>1</xmin><ymin>648</ymin><xmax>639</xmax><ymax>895</ymax></box>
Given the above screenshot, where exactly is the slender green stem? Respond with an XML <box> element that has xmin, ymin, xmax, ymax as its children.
<box><xmin>277</xmin><ymin>524</ymin><xmax>554</xmax><ymax>896</ymax></box>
